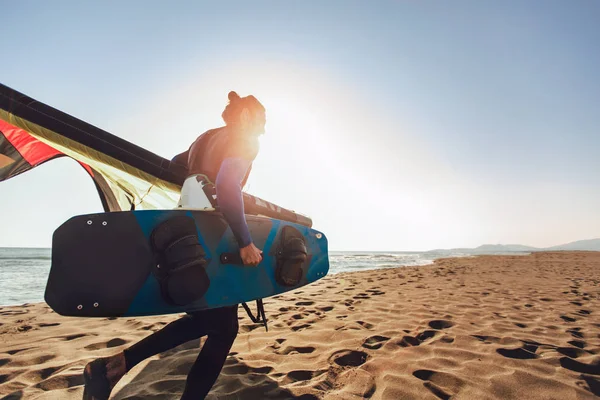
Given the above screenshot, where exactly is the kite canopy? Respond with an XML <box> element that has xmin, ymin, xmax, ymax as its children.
<box><xmin>0</xmin><ymin>83</ymin><xmax>312</xmax><ymax>227</ymax></box>
<box><xmin>0</xmin><ymin>83</ymin><xmax>185</xmax><ymax>211</ymax></box>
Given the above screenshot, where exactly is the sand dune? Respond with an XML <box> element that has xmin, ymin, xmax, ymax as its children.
<box><xmin>1</xmin><ymin>251</ymin><xmax>599</xmax><ymax>399</ymax></box>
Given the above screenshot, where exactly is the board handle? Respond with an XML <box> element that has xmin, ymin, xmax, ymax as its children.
<box><xmin>220</xmin><ymin>253</ymin><xmax>243</xmax><ymax>265</ymax></box>
<box><xmin>220</xmin><ymin>252</ymin><xmax>263</xmax><ymax>266</ymax></box>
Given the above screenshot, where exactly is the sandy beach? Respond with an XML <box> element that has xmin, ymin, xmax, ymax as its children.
<box><xmin>1</xmin><ymin>251</ymin><xmax>599</xmax><ymax>399</ymax></box>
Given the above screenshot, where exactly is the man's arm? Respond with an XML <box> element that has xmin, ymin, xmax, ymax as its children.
<box><xmin>215</xmin><ymin>157</ymin><xmax>253</xmax><ymax>248</ymax></box>
<box><xmin>171</xmin><ymin>150</ymin><xmax>189</xmax><ymax>167</ymax></box>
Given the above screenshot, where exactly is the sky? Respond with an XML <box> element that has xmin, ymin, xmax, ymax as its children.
<box><xmin>1</xmin><ymin>1</ymin><xmax>599</xmax><ymax>251</ymax></box>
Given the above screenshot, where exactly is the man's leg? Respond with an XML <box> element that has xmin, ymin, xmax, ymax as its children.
<box><xmin>180</xmin><ymin>305</ymin><xmax>240</xmax><ymax>400</ymax></box>
<box><xmin>85</xmin><ymin>310</ymin><xmax>215</xmax><ymax>398</ymax></box>
<box><xmin>124</xmin><ymin>309</ymin><xmax>222</xmax><ymax>371</ymax></box>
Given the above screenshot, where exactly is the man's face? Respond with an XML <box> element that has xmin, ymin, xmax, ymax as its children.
<box><xmin>240</xmin><ymin>108</ymin><xmax>266</xmax><ymax>136</ymax></box>
<box><xmin>254</xmin><ymin>110</ymin><xmax>266</xmax><ymax>135</ymax></box>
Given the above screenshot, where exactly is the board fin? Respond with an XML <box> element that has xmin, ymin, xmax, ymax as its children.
<box><xmin>242</xmin><ymin>300</ymin><xmax>268</xmax><ymax>332</ymax></box>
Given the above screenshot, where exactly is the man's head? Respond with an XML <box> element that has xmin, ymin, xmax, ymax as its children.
<box><xmin>222</xmin><ymin>91</ymin><xmax>266</xmax><ymax>136</ymax></box>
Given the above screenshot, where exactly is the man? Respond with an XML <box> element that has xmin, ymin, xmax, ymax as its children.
<box><xmin>84</xmin><ymin>91</ymin><xmax>267</xmax><ymax>399</ymax></box>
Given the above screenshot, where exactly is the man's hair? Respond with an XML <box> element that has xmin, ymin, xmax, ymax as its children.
<box><xmin>222</xmin><ymin>91</ymin><xmax>265</xmax><ymax>126</ymax></box>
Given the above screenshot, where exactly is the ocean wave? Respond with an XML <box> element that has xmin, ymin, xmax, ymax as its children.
<box><xmin>0</xmin><ymin>256</ymin><xmax>51</xmax><ymax>260</ymax></box>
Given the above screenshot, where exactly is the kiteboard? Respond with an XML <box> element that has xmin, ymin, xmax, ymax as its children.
<box><xmin>45</xmin><ymin>210</ymin><xmax>329</xmax><ymax>318</ymax></box>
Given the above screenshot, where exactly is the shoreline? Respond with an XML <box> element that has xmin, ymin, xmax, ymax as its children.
<box><xmin>1</xmin><ymin>251</ymin><xmax>599</xmax><ymax>399</ymax></box>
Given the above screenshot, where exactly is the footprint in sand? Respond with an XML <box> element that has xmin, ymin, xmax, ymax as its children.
<box><xmin>84</xmin><ymin>338</ymin><xmax>128</xmax><ymax>350</ymax></box>
<box><xmin>34</xmin><ymin>372</ymin><xmax>84</xmax><ymax>391</ymax></box>
<box><xmin>295</xmin><ymin>301</ymin><xmax>315</xmax><ymax>306</ymax></box>
<box><xmin>362</xmin><ymin>335</ymin><xmax>390</xmax><ymax>350</ymax></box>
<box><xmin>413</xmin><ymin>369</ymin><xmax>464</xmax><ymax>400</ymax></box>
<box><xmin>317</xmin><ymin>305</ymin><xmax>334</xmax><ymax>312</ymax></box>
<box><xmin>141</xmin><ymin>323</ymin><xmax>165</xmax><ymax>331</ymax></box>
<box><xmin>17</xmin><ymin>325</ymin><xmax>33</xmax><ymax>332</ymax></box>
<box><xmin>439</xmin><ymin>336</ymin><xmax>455</xmax><ymax>344</ymax></box>
<box><xmin>396</xmin><ymin>330</ymin><xmax>440</xmax><ymax>347</ymax></box>
<box><xmin>471</xmin><ymin>335</ymin><xmax>502</xmax><ymax>344</ymax></box>
<box><xmin>240</xmin><ymin>324</ymin><xmax>264</xmax><ymax>333</ymax></box>
<box><xmin>286</xmin><ymin>370</ymin><xmax>312</xmax><ymax>382</ymax></box>
<box><xmin>581</xmin><ymin>376</ymin><xmax>600</xmax><ymax>397</ymax></box>
<box><xmin>567</xmin><ymin>328</ymin><xmax>584</xmax><ymax>339</ymax></box>
<box><xmin>428</xmin><ymin>320</ymin><xmax>454</xmax><ymax>330</ymax></box>
<box><xmin>556</xmin><ymin>347</ymin><xmax>587</xmax><ymax>358</ymax></box>
<box><xmin>291</xmin><ymin>323</ymin><xmax>311</xmax><ymax>332</ymax></box>
<box><xmin>568</xmin><ymin>340</ymin><xmax>586</xmax><ymax>349</ymax></box>
<box><xmin>416</xmin><ymin>330</ymin><xmax>439</xmax><ymax>342</ymax></box>
<box><xmin>559</xmin><ymin>357</ymin><xmax>600</xmax><ymax>375</ymax></box>
<box><xmin>329</xmin><ymin>350</ymin><xmax>369</xmax><ymax>367</ymax></box>
<box><xmin>357</xmin><ymin>321</ymin><xmax>374</xmax><ymax>330</ymax></box>
<box><xmin>9</xmin><ymin>354</ymin><xmax>57</xmax><ymax>367</ymax></box>
<box><xmin>61</xmin><ymin>333</ymin><xmax>90</xmax><ymax>341</ymax></box>
<box><xmin>561</xmin><ymin>315</ymin><xmax>577</xmax><ymax>323</ymax></box>
<box><xmin>278</xmin><ymin>346</ymin><xmax>316</xmax><ymax>355</ymax></box>
<box><xmin>0</xmin><ymin>373</ymin><xmax>12</xmax><ymax>384</ymax></box>
<box><xmin>6</xmin><ymin>347</ymin><xmax>33</xmax><ymax>355</ymax></box>
<box><xmin>496</xmin><ymin>344</ymin><xmax>539</xmax><ymax>360</ymax></box>
<box><xmin>0</xmin><ymin>310</ymin><xmax>28</xmax><ymax>316</ymax></box>
<box><xmin>285</xmin><ymin>369</ymin><xmax>326</xmax><ymax>383</ymax></box>
<box><xmin>23</xmin><ymin>365</ymin><xmax>62</xmax><ymax>381</ymax></box>
<box><xmin>38</xmin><ymin>322</ymin><xmax>60</xmax><ymax>328</ymax></box>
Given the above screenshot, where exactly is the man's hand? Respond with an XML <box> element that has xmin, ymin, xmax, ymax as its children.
<box><xmin>240</xmin><ymin>243</ymin><xmax>263</xmax><ymax>266</ymax></box>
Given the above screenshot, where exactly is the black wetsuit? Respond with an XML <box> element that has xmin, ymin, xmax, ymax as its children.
<box><xmin>120</xmin><ymin>128</ymin><xmax>257</xmax><ymax>399</ymax></box>
<box><xmin>123</xmin><ymin>305</ymin><xmax>239</xmax><ymax>399</ymax></box>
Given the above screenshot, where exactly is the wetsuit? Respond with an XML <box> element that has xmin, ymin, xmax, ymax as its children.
<box><xmin>123</xmin><ymin>127</ymin><xmax>257</xmax><ymax>399</ymax></box>
<box><xmin>123</xmin><ymin>306</ymin><xmax>239</xmax><ymax>399</ymax></box>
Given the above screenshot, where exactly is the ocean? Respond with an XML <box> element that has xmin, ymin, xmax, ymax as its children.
<box><xmin>0</xmin><ymin>247</ymin><xmax>481</xmax><ymax>306</ymax></box>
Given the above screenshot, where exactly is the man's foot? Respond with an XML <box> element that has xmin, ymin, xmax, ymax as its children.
<box><xmin>83</xmin><ymin>352</ymin><xmax>126</xmax><ymax>399</ymax></box>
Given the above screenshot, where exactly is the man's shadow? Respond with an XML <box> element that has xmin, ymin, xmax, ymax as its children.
<box><xmin>111</xmin><ymin>338</ymin><xmax>318</xmax><ymax>400</ymax></box>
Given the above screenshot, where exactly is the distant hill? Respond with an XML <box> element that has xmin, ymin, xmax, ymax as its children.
<box><xmin>545</xmin><ymin>238</ymin><xmax>600</xmax><ymax>251</ymax></box>
<box><xmin>474</xmin><ymin>244</ymin><xmax>539</xmax><ymax>252</ymax></box>
<box><xmin>427</xmin><ymin>238</ymin><xmax>600</xmax><ymax>253</ymax></box>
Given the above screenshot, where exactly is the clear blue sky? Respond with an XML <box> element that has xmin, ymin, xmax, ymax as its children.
<box><xmin>1</xmin><ymin>1</ymin><xmax>599</xmax><ymax>251</ymax></box>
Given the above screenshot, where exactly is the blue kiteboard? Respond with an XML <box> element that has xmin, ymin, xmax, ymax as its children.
<box><xmin>45</xmin><ymin>210</ymin><xmax>329</xmax><ymax>318</ymax></box>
